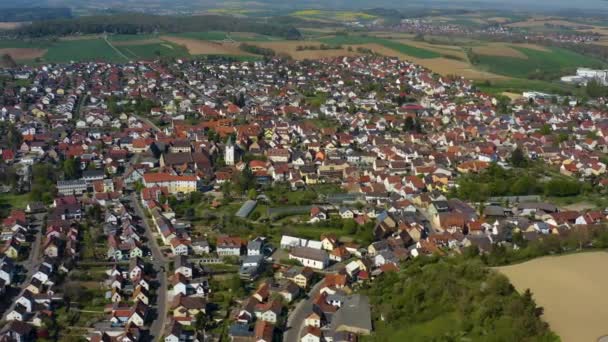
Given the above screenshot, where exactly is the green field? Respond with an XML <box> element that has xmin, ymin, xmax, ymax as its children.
<box><xmin>291</xmin><ymin>10</ymin><xmax>377</xmax><ymax>22</ymax></box>
<box><xmin>319</xmin><ymin>35</ymin><xmax>441</xmax><ymax>59</ymax></box>
<box><xmin>116</xmin><ymin>42</ymin><xmax>190</xmax><ymax>60</ymax></box>
<box><xmin>475</xmin><ymin>78</ymin><xmax>581</xmax><ymax>96</ymax></box>
<box><xmin>474</xmin><ymin>46</ymin><xmax>605</xmax><ymax>79</ymax></box>
<box><xmin>172</xmin><ymin>31</ymin><xmax>279</xmax><ymax>42</ymax></box>
<box><xmin>0</xmin><ymin>40</ymin><xmax>52</xmax><ymax>49</ymax></box>
<box><xmin>44</xmin><ymin>39</ymin><xmax>127</xmax><ymax>63</ymax></box>
<box><xmin>107</xmin><ymin>34</ymin><xmax>160</xmax><ymax>41</ymax></box>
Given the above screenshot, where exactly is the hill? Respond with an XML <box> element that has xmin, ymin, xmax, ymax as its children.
<box><xmin>361</xmin><ymin>257</ymin><xmax>558</xmax><ymax>341</ymax></box>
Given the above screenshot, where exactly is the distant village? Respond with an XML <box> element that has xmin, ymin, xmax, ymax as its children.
<box><xmin>0</xmin><ymin>54</ymin><xmax>608</xmax><ymax>342</ymax></box>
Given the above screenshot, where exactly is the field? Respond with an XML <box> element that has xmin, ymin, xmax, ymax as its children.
<box><xmin>0</xmin><ymin>48</ymin><xmax>46</xmax><ymax>61</ymax></box>
<box><xmin>0</xmin><ymin>22</ymin><xmax>24</xmax><ymax>30</ymax></box>
<box><xmin>115</xmin><ymin>41</ymin><xmax>190</xmax><ymax>60</ymax></box>
<box><xmin>44</xmin><ymin>39</ymin><xmax>128</xmax><ymax>63</ymax></box>
<box><xmin>497</xmin><ymin>252</ymin><xmax>608</xmax><ymax>342</ymax></box>
<box><xmin>172</xmin><ymin>31</ymin><xmax>279</xmax><ymax>42</ymax></box>
<box><xmin>473</xmin><ymin>46</ymin><xmax>604</xmax><ymax>78</ymax></box>
<box><xmin>319</xmin><ymin>35</ymin><xmax>441</xmax><ymax>59</ymax></box>
<box><xmin>160</xmin><ymin>36</ymin><xmax>253</xmax><ymax>57</ymax></box>
<box><xmin>291</xmin><ymin>10</ymin><xmax>376</xmax><ymax>22</ymax></box>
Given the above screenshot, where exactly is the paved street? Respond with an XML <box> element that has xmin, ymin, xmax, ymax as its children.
<box><xmin>130</xmin><ymin>193</ymin><xmax>168</xmax><ymax>340</ymax></box>
<box><xmin>283</xmin><ymin>279</ymin><xmax>325</xmax><ymax>342</ymax></box>
<box><xmin>0</xmin><ymin>212</ymin><xmax>44</xmax><ymax>321</ymax></box>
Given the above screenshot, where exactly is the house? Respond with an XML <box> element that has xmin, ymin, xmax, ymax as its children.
<box><xmin>172</xmin><ymin>294</ymin><xmax>207</xmax><ymax>320</ymax></box>
<box><xmin>254</xmin><ymin>299</ymin><xmax>282</xmax><ymax>323</ymax></box>
<box><xmin>174</xmin><ymin>256</ymin><xmax>193</xmax><ymax>279</ymax></box>
<box><xmin>142</xmin><ymin>173</ymin><xmax>197</xmax><ymax>194</ymax></box>
<box><xmin>216</xmin><ymin>235</ymin><xmax>244</xmax><ymax>256</ymax></box>
<box><xmin>289</xmin><ymin>247</ymin><xmax>329</xmax><ymax>270</ymax></box>
<box><xmin>339</xmin><ymin>208</ymin><xmax>354</xmax><ymax>219</ymax></box>
<box><xmin>253</xmin><ymin>320</ymin><xmax>274</xmax><ymax>342</ymax></box>
<box><xmin>191</xmin><ymin>240</ymin><xmax>210</xmax><ymax>255</ymax></box>
<box><xmin>128</xmin><ymin>257</ymin><xmax>146</xmax><ymax>281</ymax></box>
<box><xmin>240</xmin><ymin>254</ymin><xmax>264</xmax><ymax>280</ymax></box>
<box><xmin>0</xmin><ymin>321</ymin><xmax>35</xmax><ymax>342</ymax></box>
<box><xmin>309</xmin><ymin>207</ymin><xmax>327</xmax><ymax>223</ymax></box>
<box><xmin>247</xmin><ymin>239</ymin><xmax>263</xmax><ymax>256</ymax></box>
<box><xmin>282</xmin><ymin>266</ymin><xmax>314</xmax><ymax>289</ymax></box>
<box><xmin>305</xmin><ymin>312</ymin><xmax>322</xmax><ymax>327</ymax></box>
<box><xmin>127</xmin><ymin>301</ymin><xmax>150</xmax><ymax>327</ymax></box>
<box><xmin>301</xmin><ymin>326</ymin><xmax>322</xmax><ymax>342</ymax></box>
<box><xmin>165</xmin><ymin>321</ymin><xmax>196</xmax><ymax>342</ymax></box>
<box><xmin>329</xmin><ymin>294</ymin><xmax>372</xmax><ymax>336</ymax></box>
<box><xmin>170</xmin><ymin>238</ymin><xmax>190</xmax><ymax>256</ymax></box>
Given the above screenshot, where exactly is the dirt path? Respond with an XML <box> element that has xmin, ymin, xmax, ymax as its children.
<box><xmin>103</xmin><ymin>35</ymin><xmax>130</xmax><ymax>61</ymax></box>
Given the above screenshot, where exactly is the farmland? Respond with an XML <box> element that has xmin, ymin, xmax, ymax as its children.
<box><xmin>44</xmin><ymin>39</ymin><xmax>128</xmax><ymax>63</ymax></box>
<box><xmin>497</xmin><ymin>252</ymin><xmax>608</xmax><ymax>342</ymax></box>
<box><xmin>319</xmin><ymin>35</ymin><xmax>441</xmax><ymax>59</ymax></box>
<box><xmin>472</xmin><ymin>46</ymin><xmax>605</xmax><ymax>79</ymax></box>
<box><xmin>291</xmin><ymin>10</ymin><xmax>376</xmax><ymax>22</ymax></box>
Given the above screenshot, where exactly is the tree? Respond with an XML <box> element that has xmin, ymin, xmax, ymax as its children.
<box><xmin>539</xmin><ymin>124</ymin><xmax>552</xmax><ymax>135</ymax></box>
<box><xmin>509</xmin><ymin>147</ymin><xmax>527</xmax><ymax>168</ymax></box>
<box><xmin>62</xmin><ymin>157</ymin><xmax>80</xmax><ymax>180</ymax></box>
<box><xmin>0</xmin><ymin>53</ymin><xmax>16</xmax><ymax>68</ymax></box>
<box><xmin>586</xmin><ymin>79</ymin><xmax>608</xmax><ymax>98</ymax></box>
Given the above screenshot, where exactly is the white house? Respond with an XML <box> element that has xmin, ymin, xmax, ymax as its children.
<box><xmin>289</xmin><ymin>247</ymin><xmax>329</xmax><ymax>270</ymax></box>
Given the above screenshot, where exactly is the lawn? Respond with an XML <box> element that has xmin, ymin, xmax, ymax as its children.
<box><xmin>43</xmin><ymin>39</ymin><xmax>127</xmax><ymax>63</ymax></box>
<box><xmin>116</xmin><ymin>42</ymin><xmax>190</xmax><ymax>60</ymax></box>
<box><xmin>474</xmin><ymin>46</ymin><xmax>605</xmax><ymax>79</ymax></box>
<box><xmin>365</xmin><ymin>313</ymin><xmax>460</xmax><ymax>341</ymax></box>
<box><xmin>319</xmin><ymin>35</ymin><xmax>441</xmax><ymax>59</ymax></box>
<box><xmin>0</xmin><ymin>192</ymin><xmax>30</xmax><ymax>217</ymax></box>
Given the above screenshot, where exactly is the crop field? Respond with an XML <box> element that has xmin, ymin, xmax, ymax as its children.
<box><xmin>474</xmin><ymin>46</ymin><xmax>604</xmax><ymax>78</ymax></box>
<box><xmin>0</xmin><ymin>48</ymin><xmax>46</xmax><ymax>61</ymax></box>
<box><xmin>497</xmin><ymin>252</ymin><xmax>608</xmax><ymax>342</ymax></box>
<box><xmin>116</xmin><ymin>42</ymin><xmax>190</xmax><ymax>60</ymax></box>
<box><xmin>159</xmin><ymin>36</ymin><xmax>253</xmax><ymax>57</ymax></box>
<box><xmin>291</xmin><ymin>10</ymin><xmax>376</xmax><ymax>22</ymax></box>
<box><xmin>44</xmin><ymin>39</ymin><xmax>128</xmax><ymax>63</ymax></box>
<box><xmin>171</xmin><ymin>31</ymin><xmax>279</xmax><ymax>42</ymax></box>
<box><xmin>251</xmin><ymin>41</ymin><xmax>360</xmax><ymax>59</ymax></box>
<box><xmin>319</xmin><ymin>35</ymin><xmax>441</xmax><ymax>59</ymax></box>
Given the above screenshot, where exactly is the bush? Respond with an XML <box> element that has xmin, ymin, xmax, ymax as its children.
<box><xmin>250</xmin><ymin>211</ymin><xmax>261</xmax><ymax>221</ymax></box>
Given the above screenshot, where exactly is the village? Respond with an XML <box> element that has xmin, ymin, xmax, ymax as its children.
<box><xmin>1</xmin><ymin>54</ymin><xmax>608</xmax><ymax>342</ymax></box>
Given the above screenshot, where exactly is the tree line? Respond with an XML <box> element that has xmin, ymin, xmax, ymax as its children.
<box><xmin>11</xmin><ymin>13</ymin><xmax>302</xmax><ymax>40</ymax></box>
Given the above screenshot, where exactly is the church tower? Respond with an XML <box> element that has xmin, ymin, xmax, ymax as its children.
<box><xmin>225</xmin><ymin>136</ymin><xmax>235</xmax><ymax>165</ymax></box>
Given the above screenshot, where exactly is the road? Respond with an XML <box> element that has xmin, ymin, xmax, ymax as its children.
<box><xmin>130</xmin><ymin>193</ymin><xmax>168</xmax><ymax>340</ymax></box>
<box><xmin>132</xmin><ymin>113</ymin><xmax>162</xmax><ymax>133</ymax></box>
<box><xmin>0</xmin><ymin>212</ymin><xmax>44</xmax><ymax>321</ymax></box>
<box><xmin>283</xmin><ymin>279</ymin><xmax>325</xmax><ymax>342</ymax></box>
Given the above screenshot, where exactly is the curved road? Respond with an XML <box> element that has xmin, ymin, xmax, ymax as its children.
<box><xmin>283</xmin><ymin>279</ymin><xmax>325</xmax><ymax>342</ymax></box>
